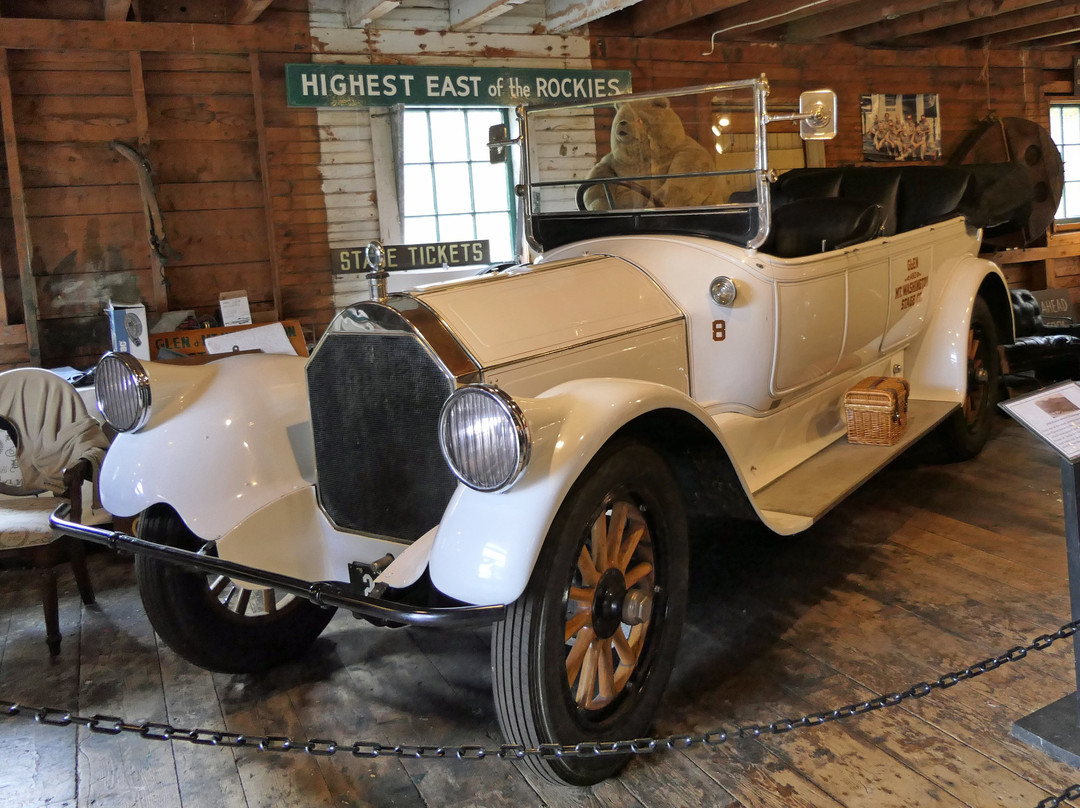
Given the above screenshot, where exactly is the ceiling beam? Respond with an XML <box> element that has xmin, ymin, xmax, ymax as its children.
<box><xmin>231</xmin><ymin>0</ymin><xmax>275</xmax><ymax>24</ymax></box>
<box><xmin>1028</xmin><ymin>29</ymin><xmax>1080</xmax><ymax>47</ymax></box>
<box><xmin>630</xmin><ymin>0</ymin><xmax>746</xmax><ymax>37</ymax></box>
<box><xmin>701</xmin><ymin>0</ymin><xmax>863</xmax><ymax>43</ymax></box>
<box><xmin>103</xmin><ymin>0</ymin><xmax>131</xmax><ymax>21</ymax></box>
<box><xmin>782</xmin><ymin>0</ymin><xmax>941</xmax><ymax>42</ymax></box>
<box><xmin>345</xmin><ymin>0</ymin><xmax>400</xmax><ymax>28</ymax></box>
<box><xmin>852</xmin><ymin>0</ymin><xmax>1049</xmax><ymax>45</ymax></box>
<box><xmin>894</xmin><ymin>0</ymin><xmax>1064</xmax><ymax>45</ymax></box>
<box><xmin>988</xmin><ymin>14</ymin><xmax>1080</xmax><ymax>46</ymax></box>
<box><xmin>547</xmin><ymin>0</ymin><xmax>644</xmax><ymax>32</ymax></box>
<box><xmin>449</xmin><ymin>0</ymin><xmax>529</xmax><ymax>32</ymax></box>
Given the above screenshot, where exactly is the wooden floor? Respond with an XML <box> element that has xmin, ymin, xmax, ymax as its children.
<box><xmin>3</xmin><ymin>418</ymin><xmax>1080</xmax><ymax>807</ymax></box>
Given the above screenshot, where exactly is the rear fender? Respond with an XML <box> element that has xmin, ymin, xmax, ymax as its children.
<box><xmin>428</xmin><ymin>378</ymin><xmax>723</xmax><ymax>607</ymax></box>
<box><xmin>98</xmin><ymin>353</ymin><xmax>314</xmax><ymax>540</ymax></box>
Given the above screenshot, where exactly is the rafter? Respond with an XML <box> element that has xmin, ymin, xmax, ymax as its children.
<box><xmin>345</xmin><ymin>0</ymin><xmax>400</xmax><ymax>28</ymax></box>
<box><xmin>1029</xmin><ymin>28</ymin><xmax>1080</xmax><ymax>47</ymax></box>
<box><xmin>547</xmin><ymin>0</ymin><xmax>644</xmax><ymax>32</ymax></box>
<box><xmin>781</xmin><ymin>0</ymin><xmax>941</xmax><ymax>42</ymax></box>
<box><xmin>894</xmin><ymin>0</ymin><xmax>1065</xmax><ymax>45</ymax></box>
<box><xmin>852</xmin><ymin>0</ymin><xmax>1049</xmax><ymax>45</ymax></box>
<box><xmin>0</xmin><ymin>18</ymin><xmax>307</xmax><ymax>52</ymax></box>
<box><xmin>989</xmin><ymin>15</ymin><xmax>1080</xmax><ymax>46</ymax></box>
<box><xmin>631</xmin><ymin>0</ymin><xmax>746</xmax><ymax>37</ymax></box>
<box><xmin>449</xmin><ymin>0</ymin><xmax>529</xmax><ymax>32</ymax></box>
<box><xmin>232</xmin><ymin>0</ymin><xmax>275</xmax><ymax>24</ymax></box>
<box><xmin>701</xmin><ymin>0</ymin><xmax>864</xmax><ymax>42</ymax></box>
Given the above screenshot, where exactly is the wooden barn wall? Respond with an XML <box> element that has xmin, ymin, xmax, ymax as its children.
<box><xmin>306</xmin><ymin>0</ymin><xmax>592</xmax><ymax>310</ymax></box>
<box><xmin>586</xmin><ymin>35</ymin><xmax>1061</xmax><ymax>167</ymax></box>
<box><xmin>0</xmin><ymin>1</ymin><xmax>326</xmax><ymax>369</ymax></box>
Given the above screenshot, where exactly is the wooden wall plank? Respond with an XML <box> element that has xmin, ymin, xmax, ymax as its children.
<box><xmin>149</xmin><ymin>140</ymin><xmax>261</xmax><ymax>183</ymax></box>
<box><xmin>28</xmin><ymin>212</ymin><xmax>148</xmax><ymax>275</ymax></box>
<box><xmin>144</xmin><ymin>95</ymin><xmax>257</xmax><ymax>142</ymax></box>
<box><xmin>12</xmin><ymin>95</ymin><xmax>138</xmax><ymax>142</ymax></box>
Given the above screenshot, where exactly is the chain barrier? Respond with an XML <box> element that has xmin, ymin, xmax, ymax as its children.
<box><xmin>4</xmin><ymin>617</ymin><xmax>1080</xmax><ymax>803</ymax></box>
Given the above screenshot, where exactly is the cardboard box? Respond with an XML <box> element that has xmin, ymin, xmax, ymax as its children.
<box><xmin>219</xmin><ymin>290</ymin><xmax>253</xmax><ymax>327</ymax></box>
<box><xmin>107</xmin><ymin>301</ymin><xmax>150</xmax><ymax>360</ymax></box>
<box><xmin>150</xmin><ymin>319</ymin><xmax>309</xmax><ymax>359</ymax></box>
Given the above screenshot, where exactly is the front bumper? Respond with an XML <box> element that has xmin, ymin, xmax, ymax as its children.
<box><xmin>50</xmin><ymin>503</ymin><xmax>505</xmax><ymax>628</ymax></box>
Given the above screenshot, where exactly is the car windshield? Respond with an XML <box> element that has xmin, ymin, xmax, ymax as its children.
<box><xmin>523</xmin><ymin>80</ymin><xmax>763</xmax><ymax>217</ymax></box>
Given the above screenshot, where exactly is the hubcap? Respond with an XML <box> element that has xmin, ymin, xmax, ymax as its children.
<box><xmin>563</xmin><ymin>499</ymin><xmax>656</xmax><ymax>711</ymax></box>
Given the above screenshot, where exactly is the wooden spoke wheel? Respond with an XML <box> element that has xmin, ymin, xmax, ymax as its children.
<box><xmin>493</xmin><ymin>442</ymin><xmax>688</xmax><ymax>786</ymax></box>
<box><xmin>135</xmin><ymin>504</ymin><xmax>335</xmax><ymax>674</ymax></box>
<box><xmin>565</xmin><ymin>500</ymin><xmax>655</xmax><ymax>711</ymax></box>
<box><xmin>937</xmin><ymin>296</ymin><xmax>1000</xmax><ymax>461</ymax></box>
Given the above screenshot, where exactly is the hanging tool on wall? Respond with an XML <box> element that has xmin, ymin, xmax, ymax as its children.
<box><xmin>109</xmin><ymin>140</ymin><xmax>182</xmax><ymax>277</ymax></box>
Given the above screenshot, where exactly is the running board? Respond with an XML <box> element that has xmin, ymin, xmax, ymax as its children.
<box><xmin>753</xmin><ymin>399</ymin><xmax>958</xmax><ymax>535</ymax></box>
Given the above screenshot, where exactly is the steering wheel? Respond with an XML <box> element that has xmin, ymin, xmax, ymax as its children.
<box><xmin>576</xmin><ymin>178</ymin><xmax>664</xmax><ymax>211</ymax></box>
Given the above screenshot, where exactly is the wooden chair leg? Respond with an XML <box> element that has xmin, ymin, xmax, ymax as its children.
<box><xmin>66</xmin><ymin>537</ymin><xmax>96</xmax><ymax>605</ymax></box>
<box><xmin>40</xmin><ymin>566</ymin><xmax>61</xmax><ymax>656</ymax></box>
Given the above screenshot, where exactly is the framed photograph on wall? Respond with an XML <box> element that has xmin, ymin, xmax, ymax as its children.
<box><xmin>861</xmin><ymin>93</ymin><xmax>941</xmax><ymax>161</ymax></box>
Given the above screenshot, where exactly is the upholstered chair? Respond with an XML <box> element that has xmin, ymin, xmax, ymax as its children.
<box><xmin>0</xmin><ymin>368</ymin><xmax>110</xmax><ymax>655</ymax></box>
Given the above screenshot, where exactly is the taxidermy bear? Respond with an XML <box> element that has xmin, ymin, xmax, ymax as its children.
<box><xmin>581</xmin><ymin>97</ymin><xmax>723</xmax><ymax>210</ymax></box>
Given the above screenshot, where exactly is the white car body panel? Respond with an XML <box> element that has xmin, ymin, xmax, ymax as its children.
<box><xmin>99</xmin><ymin>353</ymin><xmax>315</xmax><ymax>540</ymax></box>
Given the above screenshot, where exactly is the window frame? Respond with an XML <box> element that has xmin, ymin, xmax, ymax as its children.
<box><xmin>397</xmin><ymin>106</ymin><xmax>519</xmax><ymax>263</ymax></box>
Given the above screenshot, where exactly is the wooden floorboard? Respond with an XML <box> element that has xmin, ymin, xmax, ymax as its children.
<box><xmin>3</xmin><ymin>418</ymin><xmax>1080</xmax><ymax>806</ymax></box>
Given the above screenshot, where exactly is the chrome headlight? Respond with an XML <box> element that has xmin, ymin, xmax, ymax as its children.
<box><xmin>95</xmin><ymin>352</ymin><xmax>151</xmax><ymax>433</ymax></box>
<box><xmin>438</xmin><ymin>385</ymin><xmax>529</xmax><ymax>492</ymax></box>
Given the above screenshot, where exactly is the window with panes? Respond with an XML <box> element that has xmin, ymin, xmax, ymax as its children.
<box><xmin>1050</xmin><ymin>104</ymin><xmax>1080</xmax><ymax>222</ymax></box>
<box><xmin>401</xmin><ymin>108</ymin><xmax>517</xmax><ymax>262</ymax></box>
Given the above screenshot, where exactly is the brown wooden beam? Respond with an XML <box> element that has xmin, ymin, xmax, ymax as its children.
<box><xmin>852</xmin><ymin>0</ymin><xmax>1053</xmax><ymax>45</ymax></box>
<box><xmin>232</xmin><ymin>0</ymin><xmax>275</xmax><ymax>24</ymax></box>
<box><xmin>896</xmin><ymin>0</ymin><xmax>1068</xmax><ymax>45</ymax></box>
<box><xmin>701</xmin><ymin>0</ymin><xmax>863</xmax><ymax>43</ymax></box>
<box><xmin>250</xmin><ymin>53</ymin><xmax>281</xmax><ymax>320</ymax></box>
<box><xmin>103</xmin><ymin>0</ymin><xmax>131</xmax><ymax>21</ymax></box>
<box><xmin>782</xmin><ymin>0</ymin><xmax>941</xmax><ymax>42</ymax></box>
<box><xmin>1032</xmin><ymin>29</ymin><xmax>1080</xmax><ymax>47</ymax></box>
<box><xmin>989</xmin><ymin>15</ymin><xmax>1080</xmax><ymax>47</ymax></box>
<box><xmin>631</xmin><ymin>0</ymin><xmax>746</xmax><ymax>36</ymax></box>
<box><xmin>0</xmin><ymin>18</ymin><xmax>308</xmax><ymax>54</ymax></box>
<box><xmin>0</xmin><ymin>49</ymin><xmax>39</xmax><ymax>364</ymax></box>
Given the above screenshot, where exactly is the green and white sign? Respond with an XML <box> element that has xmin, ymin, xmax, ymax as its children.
<box><xmin>286</xmin><ymin>64</ymin><xmax>631</xmax><ymax>108</ymax></box>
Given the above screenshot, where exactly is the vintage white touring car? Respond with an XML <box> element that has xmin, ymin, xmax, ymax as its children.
<box><xmin>56</xmin><ymin>76</ymin><xmax>1026</xmax><ymax>785</ymax></box>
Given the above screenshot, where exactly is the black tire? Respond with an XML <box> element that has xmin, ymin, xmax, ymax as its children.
<box><xmin>492</xmin><ymin>442</ymin><xmax>689</xmax><ymax>785</ymax></box>
<box><xmin>135</xmin><ymin>504</ymin><xmax>336</xmax><ymax>673</ymax></box>
<box><xmin>936</xmin><ymin>296</ymin><xmax>1001</xmax><ymax>461</ymax></box>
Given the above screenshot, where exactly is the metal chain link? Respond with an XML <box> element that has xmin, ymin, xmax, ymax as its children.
<box><xmin>4</xmin><ymin>617</ymin><xmax>1080</xmax><ymax>768</ymax></box>
<box><xmin>1038</xmin><ymin>784</ymin><xmax>1080</xmax><ymax>808</ymax></box>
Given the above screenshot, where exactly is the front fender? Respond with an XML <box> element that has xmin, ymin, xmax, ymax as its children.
<box><xmin>908</xmin><ymin>255</ymin><xmax>1010</xmax><ymax>402</ymax></box>
<box><xmin>428</xmin><ymin>378</ymin><xmax>722</xmax><ymax>607</ymax></box>
<box><xmin>99</xmin><ymin>353</ymin><xmax>314</xmax><ymax>540</ymax></box>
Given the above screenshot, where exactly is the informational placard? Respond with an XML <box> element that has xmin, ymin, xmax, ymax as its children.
<box><xmin>286</xmin><ymin>64</ymin><xmax>631</xmax><ymax>108</ymax></box>
<box><xmin>332</xmin><ymin>240</ymin><xmax>490</xmax><ymax>274</ymax></box>
<box><xmin>1001</xmin><ymin>381</ymin><xmax>1080</xmax><ymax>462</ymax></box>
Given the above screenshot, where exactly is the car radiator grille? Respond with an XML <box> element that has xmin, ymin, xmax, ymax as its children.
<box><xmin>306</xmin><ymin>332</ymin><xmax>459</xmax><ymax>541</ymax></box>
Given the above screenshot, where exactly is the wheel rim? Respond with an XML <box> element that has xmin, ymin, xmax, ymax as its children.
<box><xmin>564</xmin><ymin>499</ymin><xmax>656</xmax><ymax>712</ymax></box>
<box><xmin>963</xmin><ymin>323</ymin><xmax>990</xmax><ymax>428</ymax></box>
<box><xmin>206</xmin><ymin>575</ymin><xmax>298</xmax><ymax>619</ymax></box>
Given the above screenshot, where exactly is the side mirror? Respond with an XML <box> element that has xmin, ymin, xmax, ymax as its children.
<box><xmin>488</xmin><ymin>123</ymin><xmax>509</xmax><ymax>164</ymax></box>
<box><xmin>799</xmin><ymin>90</ymin><xmax>837</xmax><ymax>140</ymax></box>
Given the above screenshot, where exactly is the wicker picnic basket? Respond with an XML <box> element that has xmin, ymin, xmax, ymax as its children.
<box><xmin>844</xmin><ymin>376</ymin><xmax>910</xmax><ymax>446</ymax></box>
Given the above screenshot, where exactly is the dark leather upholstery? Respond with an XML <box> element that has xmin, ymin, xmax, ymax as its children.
<box><xmin>764</xmin><ymin>198</ymin><xmax>885</xmax><ymax>258</ymax></box>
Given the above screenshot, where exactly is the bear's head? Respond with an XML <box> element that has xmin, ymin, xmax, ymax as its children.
<box><xmin>609</xmin><ymin>97</ymin><xmax>686</xmax><ymax>166</ymax></box>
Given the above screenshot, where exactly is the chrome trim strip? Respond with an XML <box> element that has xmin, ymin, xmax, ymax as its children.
<box><xmin>50</xmin><ymin>503</ymin><xmax>504</xmax><ymax>627</ymax></box>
